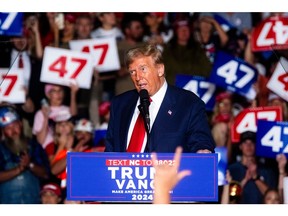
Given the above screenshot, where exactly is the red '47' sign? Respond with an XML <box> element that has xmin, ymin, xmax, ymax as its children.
<box><xmin>40</xmin><ymin>47</ymin><xmax>94</xmax><ymax>89</ymax></box>
<box><xmin>251</xmin><ymin>15</ymin><xmax>288</xmax><ymax>52</ymax></box>
<box><xmin>231</xmin><ymin>106</ymin><xmax>283</xmax><ymax>143</ymax></box>
<box><xmin>0</xmin><ymin>68</ymin><xmax>25</xmax><ymax>103</ymax></box>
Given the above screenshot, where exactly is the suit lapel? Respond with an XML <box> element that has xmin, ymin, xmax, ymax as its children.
<box><xmin>151</xmin><ymin>85</ymin><xmax>177</xmax><ymax>131</ymax></box>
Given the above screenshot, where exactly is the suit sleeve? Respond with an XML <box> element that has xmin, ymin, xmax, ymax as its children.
<box><xmin>186</xmin><ymin>98</ymin><xmax>216</xmax><ymax>153</ymax></box>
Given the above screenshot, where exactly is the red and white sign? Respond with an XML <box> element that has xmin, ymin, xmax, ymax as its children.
<box><xmin>251</xmin><ymin>16</ymin><xmax>288</xmax><ymax>52</ymax></box>
<box><xmin>69</xmin><ymin>37</ymin><xmax>120</xmax><ymax>72</ymax></box>
<box><xmin>231</xmin><ymin>106</ymin><xmax>283</xmax><ymax>143</ymax></box>
<box><xmin>40</xmin><ymin>47</ymin><xmax>94</xmax><ymax>89</ymax></box>
<box><xmin>0</xmin><ymin>68</ymin><xmax>25</xmax><ymax>104</ymax></box>
<box><xmin>267</xmin><ymin>57</ymin><xmax>288</xmax><ymax>102</ymax></box>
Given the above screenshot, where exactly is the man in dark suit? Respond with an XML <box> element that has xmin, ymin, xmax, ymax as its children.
<box><xmin>105</xmin><ymin>44</ymin><xmax>215</xmax><ymax>153</ymax></box>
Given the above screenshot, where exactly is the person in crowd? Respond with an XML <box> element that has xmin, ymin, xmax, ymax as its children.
<box><xmin>40</xmin><ymin>182</ymin><xmax>62</xmax><ymax>204</ymax></box>
<box><xmin>97</xmin><ymin>101</ymin><xmax>111</xmax><ymax>129</ymax></box>
<box><xmin>91</xmin><ymin>12</ymin><xmax>124</xmax><ymax>40</ymax></box>
<box><xmin>0</xmin><ymin>106</ymin><xmax>50</xmax><ymax>203</ymax></box>
<box><xmin>115</xmin><ymin>13</ymin><xmax>146</xmax><ymax>95</ymax></box>
<box><xmin>210</xmin><ymin>91</ymin><xmax>234</xmax><ymax>162</ymax></box>
<box><xmin>51</xmin><ymin>116</ymin><xmax>94</xmax><ymax>194</ymax></box>
<box><xmin>74</xmin><ymin>118</ymin><xmax>95</xmax><ymax>152</ymax></box>
<box><xmin>152</xmin><ymin>146</ymin><xmax>191</xmax><ymax>204</ymax></box>
<box><xmin>143</xmin><ymin>12</ymin><xmax>173</xmax><ymax>50</ymax></box>
<box><xmin>45</xmin><ymin>109</ymin><xmax>75</xmax><ymax>164</ymax></box>
<box><xmin>211</xmin><ymin>91</ymin><xmax>234</xmax><ymax>146</ymax></box>
<box><xmin>228</xmin><ymin>131</ymin><xmax>277</xmax><ymax>204</ymax></box>
<box><xmin>71</xmin><ymin>13</ymin><xmax>101</xmax><ymax>126</ymax></box>
<box><xmin>215</xmin><ymin>12</ymin><xmax>253</xmax><ymax>36</ymax></box>
<box><xmin>32</xmin><ymin>83</ymin><xmax>78</xmax><ymax>151</ymax></box>
<box><xmin>194</xmin><ymin>14</ymin><xmax>229</xmax><ymax>64</ymax></box>
<box><xmin>58</xmin><ymin>13</ymin><xmax>77</xmax><ymax>49</ymax></box>
<box><xmin>91</xmin><ymin>12</ymin><xmax>124</xmax><ymax>103</ymax></box>
<box><xmin>267</xmin><ymin>93</ymin><xmax>288</xmax><ymax>121</ymax></box>
<box><xmin>275</xmin><ymin>153</ymin><xmax>287</xmax><ymax>203</ymax></box>
<box><xmin>105</xmin><ymin>43</ymin><xmax>215</xmax><ymax>153</ymax></box>
<box><xmin>162</xmin><ymin>18</ymin><xmax>212</xmax><ymax>85</ymax></box>
<box><xmin>0</xmin><ymin>13</ymin><xmax>44</xmax><ymax>113</ymax></box>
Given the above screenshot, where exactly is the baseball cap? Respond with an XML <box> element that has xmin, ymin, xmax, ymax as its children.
<box><xmin>99</xmin><ymin>101</ymin><xmax>111</xmax><ymax>117</ymax></box>
<box><xmin>74</xmin><ymin>118</ymin><xmax>93</xmax><ymax>133</ymax></box>
<box><xmin>53</xmin><ymin>109</ymin><xmax>72</xmax><ymax>123</ymax></box>
<box><xmin>216</xmin><ymin>91</ymin><xmax>232</xmax><ymax>102</ymax></box>
<box><xmin>40</xmin><ymin>183</ymin><xmax>61</xmax><ymax>196</ymax></box>
<box><xmin>239</xmin><ymin>131</ymin><xmax>256</xmax><ymax>144</ymax></box>
<box><xmin>0</xmin><ymin>106</ymin><xmax>20</xmax><ymax>128</ymax></box>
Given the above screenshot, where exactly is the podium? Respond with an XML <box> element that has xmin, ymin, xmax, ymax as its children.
<box><xmin>67</xmin><ymin>152</ymin><xmax>218</xmax><ymax>203</ymax></box>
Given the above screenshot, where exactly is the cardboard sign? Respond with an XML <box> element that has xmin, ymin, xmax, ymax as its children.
<box><xmin>251</xmin><ymin>15</ymin><xmax>288</xmax><ymax>52</ymax></box>
<box><xmin>231</xmin><ymin>106</ymin><xmax>283</xmax><ymax>143</ymax></box>
<box><xmin>69</xmin><ymin>37</ymin><xmax>120</xmax><ymax>72</ymax></box>
<box><xmin>0</xmin><ymin>12</ymin><xmax>23</xmax><ymax>36</ymax></box>
<box><xmin>0</xmin><ymin>68</ymin><xmax>25</xmax><ymax>103</ymax></box>
<box><xmin>40</xmin><ymin>46</ymin><xmax>94</xmax><ymax>89</ymax></box>
<box><xmin>256</xmin><ymin>120</ymin><xmax>288</xmax><ymax>158</ymax></box>
<box><xmin>267</xmin><ymin>57</ymin><xmax>288</xmax><ymax>102</ymax></box>
<box><xmin>210</xmin><ymin>51</ymin><xmax>257</xmax><ymax>99</ymax></box>
<box><xmin>67</xmin><ymin>152</ymin><xmax>218</xmax><ymax>203</ymax></box>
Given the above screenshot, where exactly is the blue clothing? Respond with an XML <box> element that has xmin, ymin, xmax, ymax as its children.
<box><xmin>0</xmin><ymin>139</ymin><xmax>50</xmax><ymax>204</ymax></box>
<box><xmin>228</xmin><ymin>161</ymin><xmax>277</xmax><ymax>204</ymax></box>
<box><xmin>105</xmin><ymin>85</ymin><xmax>215</xmax><ymax>153</ymax></box>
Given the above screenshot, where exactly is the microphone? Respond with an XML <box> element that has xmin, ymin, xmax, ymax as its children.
<box><xmin>139</xmin><ymin>89</ymin><xmax>150</xmax><ymax>132</ymax></box>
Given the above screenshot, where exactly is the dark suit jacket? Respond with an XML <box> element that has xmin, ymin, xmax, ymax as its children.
<box><xmin>105</xmin><ymin>84</ymin><xmax>215</xmax><ymax>153</ymax></box>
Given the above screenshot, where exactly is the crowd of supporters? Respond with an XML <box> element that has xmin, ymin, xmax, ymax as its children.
<box><xmin>0</xmin><ymin>12</ymin><xmax>287</xmax><ymax>204</ymax></box>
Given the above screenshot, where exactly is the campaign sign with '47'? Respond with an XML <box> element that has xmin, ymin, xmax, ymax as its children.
<box><xmin>0</xmin><ymin>68</ymin><xmax>25</xmax><ymax>104</ymax></box>
<box><xmin>66</xmin><ymin>152</ymin><xmax>218</xmax><ymax>203</ymax></box>
<box><xmin>256</xmin><ymin>120</ymin><xmax>288</xmax><ymax>159</ymax></box>
<box><xmin>40</xmin><ymin>47</ymin><xmax>94</xmax><ymax>89</ymax></box>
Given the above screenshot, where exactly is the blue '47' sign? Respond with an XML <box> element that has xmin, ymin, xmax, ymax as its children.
<box><xmin>210</xmin><ymin>51</ymin><xmax>258</xmax><ymax>98</ymax></box>
<box><xmin>0</xmin><ymin>13</ymin><xmax>23</xmax><ymax>36</ymax></box>
<box><xmin>256</xmin><ymin>120</ymin><xmax>288</xmax><ymax>158</ymax></box>
<box><xmin>175</xmin><ymin>74</ymin><xmax>216</xmax><ymax>111</ymax></box>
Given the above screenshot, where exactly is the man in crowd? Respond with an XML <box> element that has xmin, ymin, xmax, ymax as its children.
<box><xmin>0</xmin><ymin>106</ymin><xmax>50</xmax><ymax>203</ymax></box>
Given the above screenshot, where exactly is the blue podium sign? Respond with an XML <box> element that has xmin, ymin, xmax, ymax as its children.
<box><xmin>67</xmin><ymin>152</ymin><xmax>218</xmax><ymax>202</ymax></box>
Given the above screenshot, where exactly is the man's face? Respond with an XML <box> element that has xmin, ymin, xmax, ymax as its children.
<box><xmin>127</xmin><ymin>21</ymin><xmax>144</xmax><ymax>42</ymax></box>
<box><xmin>41</xmin><ymin>191</ymin><xmax>60</xmax><ymax>204</ymax></box>
<box><xmin>2</xmin><ymin>121</ymin><xmax>22</xmax><ymax>140</ymax></box>
<box><xmin>75</xmin><ymin>17</ymin><xmax>92</xmax><ymax>39</ymax></box>
<box><xmin>240</xmin><ymin>139</ymin><xmax>255</xmax><ymax>157</ymax></box>
<box><xmin>128</xmin><ymin>56</ymin><xmax>164</xmax><ymax>96</ymax></box>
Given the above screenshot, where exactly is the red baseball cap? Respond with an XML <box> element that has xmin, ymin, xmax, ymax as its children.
<box><xmin>40</xmin><ymin>183</ymin><xmax>61</xmax><ymax>196</ymax></box>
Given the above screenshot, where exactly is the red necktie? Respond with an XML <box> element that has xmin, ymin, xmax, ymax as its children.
<box><xmin>127</xmin><ymin>113</ymin><xmax>146</xmax><ymax>153</ymax></box>
<box><xmin>18</xmin><ymin>53</ymin><xmax>24</xmax><ymax>68</ymax></box>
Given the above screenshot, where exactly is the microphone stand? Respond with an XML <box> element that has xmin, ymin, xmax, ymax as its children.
<box><xmin>138</xmin><ymin>105</ymin><xmax>150</xmax><ymax>152</ymax></box>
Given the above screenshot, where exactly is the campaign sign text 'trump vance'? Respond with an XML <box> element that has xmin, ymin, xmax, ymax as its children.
<box><xmin>67</xmin><ymin>152</ymin><xmax>218</xmax><ymax>203</ymax></box>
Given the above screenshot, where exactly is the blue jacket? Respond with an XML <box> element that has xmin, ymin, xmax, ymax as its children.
<box><xmin>105</xmin><ymin>84</ymin><xmax>215</xmax><ymax>153</ymax></box>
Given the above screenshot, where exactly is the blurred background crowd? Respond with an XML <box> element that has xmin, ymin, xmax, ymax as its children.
<box><xmin>0</xmin><ymin>12</ymin><xmax>287</xmax><ymax>204</ymax></box>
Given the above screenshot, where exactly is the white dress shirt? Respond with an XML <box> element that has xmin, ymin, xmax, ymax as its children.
<box><xmin>126</xmin><ymin>81</ymin><xmax>168</xmax><ymax>152</ymax></box>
